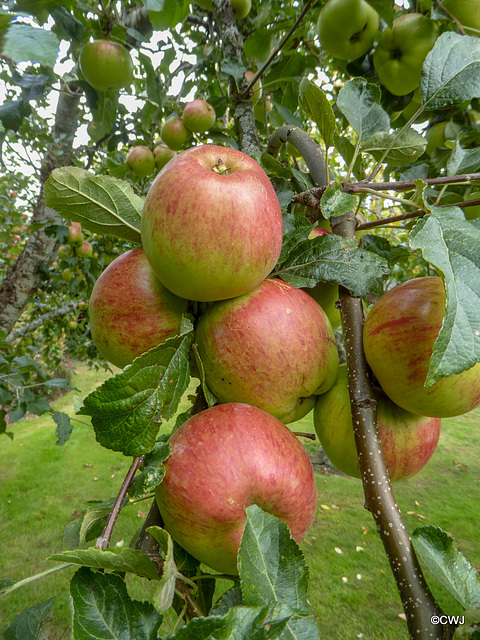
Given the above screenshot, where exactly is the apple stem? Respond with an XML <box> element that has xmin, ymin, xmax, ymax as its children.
<box><xmin>292</xmin><ymin>431</ymin><xmax>316</xmax><ymax>441</ymax></box>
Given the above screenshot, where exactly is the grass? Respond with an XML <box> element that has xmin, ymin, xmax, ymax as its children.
<box><xmin>1</xmin><ymin>364</ymin><xmax>479</xmax><ymax>639</ymax></box>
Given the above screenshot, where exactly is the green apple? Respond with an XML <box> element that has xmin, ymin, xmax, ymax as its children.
<box><xmin>182</xmin><ymin>99</ymin><xmax>216</xmax><ymax>133</ymax></box>
<box><xmin>75</xmin><ymin>241</ymin><xmax>93</xmax><ymax>259</ymax></box>
<box><xmin>153</xmin><ymin>144</ymin><xmax>176</xmax><ymax>171</ymax></box>
<box><xmin>160</xmin><ymin>116</ymin><xmax>191</xmax><ymax>151</ymax></box>
<box><xmin>461</xmin><ymin>191</ymin><xmax>480</xmax><ymax>220</ymax></box>
<box><xmin>62</xmin><ymin>268</ymin><xmax>75</xmax><ymax>284</ymax></box>
<box><xmin>194</xmin><ymin>0</ymin><xmax>251</xmax><ymax>19</ymax></box>
<box><xmin>126</xmin><ymin>145</ymin><xmax>156</xmax><ymax>177</ymax></box>
<box><xmin>314</xmin><ymin>364</ymin><xmax>441</xmax><ymax>481</ymax></box>
<box><xmin>441</xmin><ymin>0</ymin><xmax>480</xmax><ymax>33</ymax></box>
<box><xmin>58</xmin><ymin>244</ymin><xmax>73</xmax><ymax>260</ymax></box>
<box><xmin>363</xmin><ymin>276</ymin><xmax>480</xmax><ymax>417</ymax></box>
<box><xmin>317</xmin><ymin>0</ymin><xmax>380</xmax><ymax>61</ymax></box>
<box><xmin>195</xmin><ymin>278</ymin><xmax>339</xmax><ymax>423</ymax></box>
<box><xmin>373</xmin><ymin>13</ymin><xmax>439</xmax><ymax>96</ymax></box>
<box><xmin>156</xmin><ymin>402</ymin><xmax>317</xmax><ymax>575</ymax></box>
<box><xmin>79</xmin><ymin>40</ymin><xmax>134</xmax><ymax>92</ymax></box>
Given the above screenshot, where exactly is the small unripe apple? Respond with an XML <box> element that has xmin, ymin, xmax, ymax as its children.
<box><xmin>160</xmin><ymin>116</ymin><xmax>191</xmax><ymax>151</ymax></box>
<box><xmin>75</xmin><ymin>241</ymin><xmax>93</xmax><ymax>259</ymax></box>
<box><xmin>194</xmin><ymin>0</ymin><xmax>251</xmax><ymax>19</ymax></box>
<box><xmin>62</xmin><ymin>268</ymin><xmax>75</xmax><ymax>284</ymax></box>
<box><xmin>182</xmin><ymin>99</ymin><xmax>216</xmax><ymax>133</ymax></box>
<box><xmin>67</xmin><ymin>320</ymin><xmax>78</xmax><ymax>331</ymax></box>
<box><xmin>58</xmin><ymin>244</ymin><xmax>73</xmax><ymax>260</ymax></box>
<box><xmin>67</xmin><ymin>222</ymin><xmax>84</xmax><ymax>247</ymax></box>
<box><xmin>79</xmin><ymin>40</ymin><xmax>134</xmax><ymax>92</ymax></box>
<box><xmin>153</xmin><ymin>144</ymin><xmax>176</xmax><ymax>171</ymax></box>
<box><xmin>126</xmin><ymin>145</ymin><xmax>156</xmax><ymax>177</ymax></box>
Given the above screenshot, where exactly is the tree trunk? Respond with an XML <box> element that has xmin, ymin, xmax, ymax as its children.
<box><xmin>0</xmin><ymin>83</ymin><xmax>82</xmax><ymax>337</ymax></box>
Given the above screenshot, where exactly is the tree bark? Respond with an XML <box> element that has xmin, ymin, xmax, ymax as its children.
<box><xmin>0</xmin><ymin>83</ymin><xmax>82</xmax><ymax>337</ymax></box>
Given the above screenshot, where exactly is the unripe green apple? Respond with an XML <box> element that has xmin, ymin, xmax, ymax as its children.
<box><xmin>79</xmin><ymin>40</ymin><xmax>134</xmax><ymax>92</ymax></box>
<box><xmin>314</xmin><ymin>364</ymin><xmax>441</xmax><ymax>481</ymax></box>
<box><xmin>58</xmin><ymin>244</ymin><xmax>73</xmax><ymax>260</ymax></box>
<box><xmin>195</xmin><ymin>278</ymin><xmax>339</xmax><ymax>423</ymax></box>
<box><xmin>363</xmin><ymin>277</ymin><xmax>480</xmax><ymax>417</ymax></box>
<box><xmin>67</xmin><ymin>320</ymin><xmax>78</xmax><ymax>330</ymax></box>
<box><xmin>317</xmin><ymin>0</ymin><xmax>380</xmax><ymax>61</ymax></box>
<box><xmin>182</xmin><ymin>99</ymin><xmax>216</xmax><ymax>133</ymax></box>
<box><xmin>153</xmin><ymin>144</ymin><xmax>176</xmax><ymax>171</ymax></box>
<box><xmin>126</xmin><ymin>145</ymin><xmax>156</xmax><ymax>177</ymax></box>
<box><xmin>67</xmin><ymin>222</ymin><xmax>84</xmax><ymax>247</ymax></box>
<box><xmin>156</xmin><ymin>402</ymin><xmax>317</xmax><ymax>575</ymax></box>
<box><xmin>62</xmin><ymin>268</ymin><xmax>75</xmax><ymax>284</ymax></box>
<box><xmin>89</xmin><ymin>248</ymin><xmax>188</xmax><ymax>369</ymax></box>
<box><xmin>194</xmin><ymin>0</ymin><xmax>251</xmax><ymax>19</ymax></box>
<box><xmin>441</xmin><ymin>0</ymin><xmax>480</xmax><ymax>33</ymax></box>
<box><xmin>160</xmin><ymin>116</ymin><xmax>191</xmax><ymax>151</ymax></box>
<box><xmin>461</xmin><ymin>191</ymin><xmax>480</xmax><ymax>220</ymax></box>
<box><xmin>75</xmin><ymin>241</ymin><xmax>93</xmax><ymax>258</ymax></box>
<box><xmin>373</xmin><ymin>13</ymin><xmax>439</xmax><ymax>96</ymax></box>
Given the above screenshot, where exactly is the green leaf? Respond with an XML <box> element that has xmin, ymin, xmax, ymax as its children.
<box><xmin>367</xmin><ymin>0</ymin><xmax>395</xmax><ymax>24</ymax></box>
<box><xmin>128</xmin><ymin>441</ymin><xmax>171</xmax><ymax>498</ymax></box>
<box><xmin>70</xmin><ymin>567</ymin><xmax>162</xmax><ymax>640</ymax></box>
<box><xmin>51</xmin><ymin>6</ymin><xmax>84</xmax><ymax>41</ymax></box>
<box><xmin>146</xmin><ymin>526</ymin><xmax>181</xmax><ymax>613</ymax></box>
<box><xmin>447</xmin><ymin>142</ymin><xmax>480</xmax><ymax>176</ymax></box>
<box><xmin>337</xmin><ymin>78</ymin><xmax>390</xmax><ymax>141</ymax></box>
<box><xmin>361</xmin><ymin>129</ymin><xmax>426</xmax><ymax>166</ymax></box>
<box><xmin>26</xmin><ymin>396</ymin><xmax>50</xmax><ymax>416</ymax></box>
<box><xmin>62</xmin><ymin>498</ymin><xmax>120</xmax><ymax>550</ymax></box>
<box><xmin>149</xmin><ymin>0</ymin><xmax>190</xmax><ymax>29</ymax></box>
<box><xmin>49</xmin><ymin>547</ymin><xmax>160</xmax><ymax>580</ymax></box>
<box><xmin>191</xmin><ymin>343</ymin><xmax>219</xmax><ymax>408</ymax></box>
<box><xmin>273</xmin><ymin>234</ymin><xmax>389</xmax><ymax>297</ymax></box>
<box><xmin>239</xmin><ymin>506</ymin><xmax>319</xmax><ymax>640</ymax></box>
<box><xmin>3</xmin><ymin>23</ymin><xmax>59</xmax><ymax>67</ymax></box>
<box><xmin>298</xmin><ymin>78</ymin><xmax>336</xmax><ymax>149</ymax></box>
<box><xmin>421</xmin><ymin>33</ymin><xmax>480</xmax><ymax>110</ymax></box>
<box><xmin>53</xmin><ymin>411</ymin><xmax>73</xmax><ymax>446</ymax></box>
<box><xmin>409</xmin><ymin>208</ymin><xmax>480</xmax><ymax>384</ymax></box>
<box><xmin>44</xmin><ymin>167</ymin><xmax>143</xmax><ymax>243</ymax></box>
<box><xmin>321</xmin><ymin>184</ymin><xmax>358</xmax><ymax>219</ymax></box>
<box><xmin>78</xmin><ymin>327</ymin><xmax>193</xmax><ymax>456</ymax></box>
<box><xmin>412</xmin><ymin>526</ymin><xmax>480</xmax><ymax>609</ymax></box>
<box><xmin>2</xmin><ymin>598</ymin><xmax>55</xmax><ymax>640</ymax></box>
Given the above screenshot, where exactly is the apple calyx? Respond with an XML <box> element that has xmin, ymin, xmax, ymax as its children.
<box><xmin>212</xmin><ymin>158</ymin><xmax>231</xmax><ymax>175</ymax></box>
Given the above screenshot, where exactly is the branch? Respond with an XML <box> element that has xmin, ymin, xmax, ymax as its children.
<box><xmin>268</xmin><ymin>125</ymin><xmax>329</xmax><ymax>186</ymax></box>
<box><xmin>6</xmin><ymin>302</ymin><xmax>78</xmax><ymax>343</ymax></box>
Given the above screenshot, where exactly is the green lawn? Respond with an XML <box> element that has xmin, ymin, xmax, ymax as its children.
<box><xmin>1</xmin><ymin>364</ymin><xmax>479</xmax><ymax>639</ymax></box>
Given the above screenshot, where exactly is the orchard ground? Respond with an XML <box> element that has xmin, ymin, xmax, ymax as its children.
<box><xmin>1</xmin><ymin>364</ymin><xmax>479</xmax><ymax>639</ymax></box>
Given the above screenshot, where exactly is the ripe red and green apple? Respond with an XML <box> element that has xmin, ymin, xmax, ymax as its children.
<box><xmin>314</xmin><ymin>364</ymin><xmax>441</xmax><ymax>481</ymax></box>
<box><xmin>160</xmin><ymin>116</ymin><xmax>191</xmax><ymax>151</ymax></box>
<box><xmin>155</xmin><ymin>402</ymin><xmax>317</xmax><ymax>575</ymax></box>
<box><xmin>195</xmin><ymin>278</ymin><xmax>339</xmax><ymax>423</ymax></box>
<box><xmin>317</xmin><ymin>0</ymin><xmax>380</xmax><ymax>61</ymax></box>
<box><xmin>182</xmin><ymin>99</ymin><xmax>216</xmax><ymax>133</ymax></box>
<box><xmin>363</xmin><ymin>276</ymin><xmax>480</xmax><ymax>417</ymax></box>
<box><xmin>373</xmin><ymin>13</ymin><xmax>439</xmax><ymax>96</ymax></box>
<box><xmin>126</xmin><ymin>145</ymin><xmax>156</xmax><ymax>177</ymax></box>
<box><xmin>88</xmin><ymin>248</ymin><xmax>188</xmax><ymax>369</ymax></box>
<box><xmin>141</xmin><ymin>144</ymin><xmax>283</xmax><ymax>302</ymax></box>
<box><xmin>67</xmin><ymin>222</ymin><xmax>84</xmax><ymax>247</ymax></box>
<box><xmin>79</xmin><ymin>40</ymin><xmax>134</xmax><ymax>92</ymax></box>
<box><xmin>75</xmin><ymin>241</ymin><xmax>93</xmax><ymax>258</ymax></box>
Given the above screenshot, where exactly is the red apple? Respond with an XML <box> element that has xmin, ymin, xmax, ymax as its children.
<box><xmin>314</xmin><ymin>364</ymin><xmax>441</xmax><ymax>481</ymax></box>
<box><xmin>363</xmin><ymin>277</ymin><xmax>480</xmax><ymax>417</ymax></box>
<box><xmin>155</xmin><ymin>402</ymin><xmax>317</xmax><ymax>575</ymax></box>
<box><xmin>182</xmin><ymin>99</ymin><xmax>216</xmax><ymax>133</ymax></box>
<box><xmin>75</xmin><ymin>241</ymin><xmax>93</xmax><ymax>258</ymax></box>
<box><xmin>67</xmin><ymin>222</ymin><xmax>84</xmax><ymax>247</ymax></box>
<box><xmin>88</xmin><ymin>248</ymin><xmax>188</xmax><ymax>369</ymax></box>
<box><xmin>126</xmin><ymin>145</ymin><xmax>156</xmax><ymax>177</ymax></box>
<box><xmin>79</xmin><ymin>40</ymin><xmax>134</xmax><ymax>92</ymax></box>
<box><xmin>153</xmin><ymin>144</ymin><xmax>176</xmax><ymax>171</ymax></box>
<box><xmin>141</xmin><ymin>144</ymin><xmax>283</xmax><ymax>302</ymax></box>
<box><xmin>195</xmin><ymin>278</ymin><xmax>339</xmax><ymax>423</ymax></box>
<box><xmin>160</xmin><ymin>116</ymin><xmax>191</xmax><ymax>151</ymax></box>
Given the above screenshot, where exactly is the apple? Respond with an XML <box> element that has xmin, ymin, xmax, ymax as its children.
<box><xmin>160</xmin><ymin>116</ymin><xmax>191</xmax><ymax>151</ymax></box>
<box><xmin>75</xmin><ymin>241</ymin><xmax>93</xmax><ymax>259</ymax></box>
<box><xmin>58</xmin><ymin>244</ymin><xmax>73</xmax><ymax>260</ymax></box>
<box><xmin>141</xmin><ymin>144</ymin><xmax>283</xmax><ymax>302</ymax></box>
<box><xmin>195</xmin><ymin>278</ymin><xmax>339</xmax><ymax>423</ymax></box>
<box><xmin>316</xmin><ymin>0</ymin><xmax>379</xmax><ymax>61</ymax></box>
<box><xmin>194</xmin><ymin>0</ymin><xmax>251</xmax><ymax>19</ymax></box>
<box><xmin>67</xmin><ymin>320</ymin><xmax>78</xmax><ymax>331</ymax></box>
<box><xmin>373</xmin><ymin>13</ymin><xmax>439</xmax><ymax>96</ymax></box>
<box><xmin>441</xmin><ymin>0</ymin><xmax>480</xmax><ymax>33</ymax></box>
<box><xmin>182</xmin><ymin>99</ymin><xmax>216</xmax><ymax>133</ymax></box>
<box><xmin>462</xmin><ymin>191</ymin><xmax>480</xmax><ymax>221</ymax></box>
<box><xmin>243</xmin><ymin>70</ymin><xmax>262</xmax><ymax>102</ymax></box>
<box><xmin>363</xmin><ymin>277</ymin><xmax>480</xmax><ymax>417</ymax></box>
<box><xmin>313</xmin><ymin>364</ymin><xmax>441</xmax><ymax>481</ymax></box>
<box><xmin>153</xmin><ymin>144</ymin><xmax>176</xmax><ymax>171</ymax></box>
<box><xmin>88</xmin><ymin>248</ymin><xmax>188</xmax><ymax>369</ymax></box>
<box><xmin>126</xmin><ymin>145</ymin><xmax>156</xmax><ymax>177</ymax></box>
<box><xmin>79</xmin><ymin>40</ymin><xmax>134</xmax><ymax>92</ymax></box>
<box><xmin>301</xmin><ymin>227</ymin><xmax>342</xmax><ymax>330</ymax></box>
<box><xmin>155</xmin><ymin>402</ymin><xmax>318</xmax><ymax>575</ymax></box>
<box><xmin>62</xmin><ymin>268</ymin><xmax>75</xmax><ymax>284</ymax></box>
<box><xmin>425</xmin><ymin>121</ymin><xmax>447</xmax><ymax>156</ymax></box>
<box><xmin>67</xmin><ymin>222</ymin><xmax>84</xmax><ymax>247</ymax></box>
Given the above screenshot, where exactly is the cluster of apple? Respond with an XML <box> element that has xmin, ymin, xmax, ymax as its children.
<box><xmin>125</xmin><ymin>99</ymin><xmax>217</xmax><ymax>179</ymax></box>
<box><xmin>316</xmin><ymin>0</ymin><xmax>479</xmax><ymax>97</ymax></box>
<box><xmin>59</xmin><ymin>222</ymin><xmax>93</xmax><ymax>284</ymax></box>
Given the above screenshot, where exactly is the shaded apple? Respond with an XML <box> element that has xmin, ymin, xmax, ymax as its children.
<box><xmin>153</xmin><ymin>144</ymin><xmax>176</xmax><ymax>171</ymax></box>
<box><xmin>182</xmin><ymin>99</ymin><xmax>216</xmax><ymax>133</ymax></box>
<box><xmin>141</xmin><ymin>144</ymin><xmax>283</xmax><ymax>302</ymax></box>
<box><xmin>156</xmin><ymin>402</ymin><xmax>318</xmax><ymax>575</ymax></box>
<box><xmin>194</xmin><ymin>0</ymin><xmax>251</xmax><ymax>19</ymax></box>
<box><xmin>160</xmin><ymin>116</ymin><xmax>191</xmax><ymax>151</ymax></box>
<box><xmin>195</xmin><ymin>278</ymin><xmax>339</xmax><ymax>423</ymax></box>
<box><xmin>88</xmin><ymin>248</ymin><xmax>188</xmax><ymax>368</ymax></box>
<box><xmin>314</xmin><ymin>364</ymin><xmax>441</xmax><ymax>481</ymax></box>
<box><xmin>79</xmin><ymin>40</ymin><xmax>134</xmax><ymax>92</ymax></box>
<box><xmin>441</xmin><ymin>0</ymin><xmax>480</xmax><ymax>33</ymax></box>
<box><xmin>126</xmin><ymin>145</ymin><xmax>156</xmax><ymax>177</ymax></box>
<box><xmin>363</xmin><ymin>276</ymin><xmax>480</xmax><ymax>417</ymax></box>
<box><xmin>67</xmin><ymin>221</ymin><xmax>84</xmax><ymax>247</ymax></box>
<box><xmin>75</xmin><ymin>241</ymin><xmax>93</xmax><ymax>258</ymax></box>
